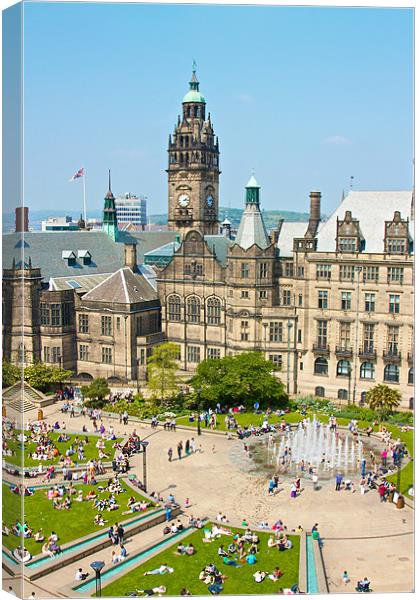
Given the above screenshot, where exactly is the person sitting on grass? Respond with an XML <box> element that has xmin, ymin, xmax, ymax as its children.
<box><xmin>217</xmin><ymin>545</ymin><xmax>229</xmax><ymax>558</ymax></box>
<box><xmin>85</xmin><ymin>490</ymin><xmax>97</xmax><ymax>501</ymax></box>
<box><xmin>94</xmin><ymin>513</ymin><xmax>107</xmax><ymax>527</ymax></box>
<box><xmin>176</xmin><ymin>544</ymin><xmax>187</xmax><ymax>555</ymax></box>
<box><xmin>144</xmin><ymin>564</ymin><xmax>174</xmax><ymax>576</ymax></box>
<box><xmin>246</xmin><ymin>553</ymin><xmax>257</xmax><ymax>565</ymax></box>
<box><xmin>185</xmin><ymin>543</ymin><xmax>195</xmax><ymax>556</ymax></box>
<box><xmin>269</xmin><ymin>566</ymin><xmax>284</xmax><ymax>581</ymax></box>
<box><xmin>180</xmin><ymin>588</ymin><xmax>191</xmax><ymax>596</ymax></box>
<box><xmin>253</xmin><ymin>570</ymin><xmax>268</xmax><ymax>583</ymax></box>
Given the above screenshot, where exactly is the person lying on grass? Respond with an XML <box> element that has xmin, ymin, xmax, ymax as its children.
<box><xmin>144</xmin><ymin>564</ymin><xmax>174</xmax><ymax>576</ymax></box>
<box><xmin>135</xmin><ymin>586</ymin><xmax>166</xmax><ymax>597</ymax></box>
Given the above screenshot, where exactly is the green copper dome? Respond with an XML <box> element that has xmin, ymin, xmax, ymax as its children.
<box><xmin>183</xmin><ymin>65</ymin><xmax>205</xmax><ymax>103</ymax></box>
<box><xmin>183</xmin><ymin>89</ymin><xmax>206</xmax><ymax>103</ymax></box>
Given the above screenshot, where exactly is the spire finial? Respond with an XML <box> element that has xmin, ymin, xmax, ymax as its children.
<box><xmin>108</xmin><ymin>169</ymin><xmax>112</xmax><ymax>193</ymax></box>
<box><xmin>192</xmin><ymin>59</ymin><xmax>197</xmax><ymax>72</ymax></box>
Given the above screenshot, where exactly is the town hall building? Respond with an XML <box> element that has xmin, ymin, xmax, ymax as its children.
<box><xmin>2</xmin><ymin>68</ymin><xmax>414</xmax><ymax>409</ymax></box>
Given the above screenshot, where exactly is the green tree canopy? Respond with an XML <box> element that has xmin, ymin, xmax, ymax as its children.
<box><xmin>189</xmin><ymin>351</ymin><xmax>288</xmax><ymax>410</ymax></box>
<box><xmin>81</xmin><ymin>378</ymin><xmax>110</xmax><ymax>408</ymax></box>
<box><xmin>23</xmin><ymin>362</ymin><xmax>73</xmax><ymax>392</ymax></box>
<box><xmin>2</xmin><ymin>361</ymin><xmax>22</xmax><ymax>388</ymax></box>
<box><xmin>147</xmin><ymin>342</ymin><xmax>180</xmax><ymax>403</ymax></box>
<box><xmin>366</xmin><ymin>384</ymin><xmax>401</xmax><ymax>420</ymax></box>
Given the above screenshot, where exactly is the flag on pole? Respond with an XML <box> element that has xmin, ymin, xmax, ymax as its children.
<box><xmin>69</xmin><ymin>167</ymin><xmax>84</xmax><ymax>182</ymax></box>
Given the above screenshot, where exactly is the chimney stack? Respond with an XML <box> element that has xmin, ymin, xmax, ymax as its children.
<box><xmin>16</xmin><ymin>206</ymin><xmax>29</xmax><ymax>233</ymax></box>
<box><xmin>305</xmin><ymin>191</ymin><xmax>321</xmax><ymax>238</ymax></box>
<box><xmin>124</xmin><ymin>243</ymin><xmax>137</xmax><ymax>271</ymax></box>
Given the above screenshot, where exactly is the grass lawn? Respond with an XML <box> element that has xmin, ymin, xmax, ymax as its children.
<box><xmin>2</xmin><ymin>481</ymin><xmax>156</xmax><ymax>556</ymax></box>
<box><xmin>3</xmin><ymin>431</ymin><xmax>122</xmax><ymax>468</ymax></box>
<box><xmin>100</xmin><ymin>525</ymin><xmax>300</xmax><ymax>597</ymax></box>
<box><xmin>177</xmin><ymin>411</ymin><xmax>414</xmax><ymax>496</ymax></box>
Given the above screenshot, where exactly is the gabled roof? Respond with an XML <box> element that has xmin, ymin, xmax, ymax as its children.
<box><xmin>81</xmin><ymin>267</ymin><xmax>157</xmax><ymax>304</ymax></box>
<box><xmin>317</xmin><ymin>190</ymin><xmax>413</xmax><ymax>253</ymax></box>
<box><xmin>234</xmin><ymin>204</ymin><xmax>270</xmax><ymax>250</ymax></box>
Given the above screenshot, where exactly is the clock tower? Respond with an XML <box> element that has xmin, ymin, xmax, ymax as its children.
<box><xmin>167</xmin><ymin>65</ymin><xmax>220</xmax><ymax>235</ymax></box>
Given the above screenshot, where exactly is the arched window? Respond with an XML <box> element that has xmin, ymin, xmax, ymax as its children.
<box><xmin>167</xmin><ymin>295</ymin><xmax>181</xmax><ymax>322</ymax></box>
<box><xmin>337</xmin><ymin>360</ymin><xmax>350</xmax><ymax>377</ymax></box>
<box><xmin>338</xmin><ymin>389</ymin><xmax>348</xmax><ymax>400</ymax></box>
<box><xmin>360</xmin><ymin>391</ymin><xmax>367</xmax><ymax>406</ymax></box>
<box><xmin>360</xmin><ymin>362</ymin><xmax>375</xmax><ymax>380</ymax></box>
<box><xmin>314</xmin><ymin>357</ymin><xmax>328</xmax><ymax>375</ymax></box>
<box><xmin>384</xmin><ymin>364</ymin><xmax>399</xmax><ymax>383</ymax></box>
<box><xmin>315</xmin><ymin>386</ymin><xmax>325</xmax><ymax>397</ymax></box>
<box><xmin>408</xmin><ymin>367</ymin><xmax>414</xmax><ymax>385</ymax></box>
<box><xmin>194</xmin><ymin>106</ymin><xmax>198</xmax><ymax>117</ymax></box>
<box><xmin>409</xmin><ymin>397</ymin><xmax>414</xmax><ymax>410</ymax></box>
<box><xmin>186</xmin><ymin>296</ymin><xmax>201</xmax><ymax>323</ymax></box>
<box><xmin>207</xmin><ymin>297</ymin><xmax>221</xmax><ymax>325</ymax></box>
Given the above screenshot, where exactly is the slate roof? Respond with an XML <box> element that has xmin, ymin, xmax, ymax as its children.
<box><xmin>276</xmin><ymin>222</ymin><xmax>309</xmax><ymax>257</ymax></box>
<box><xmin>317</xmin><ymin>190</ymin><xmax>414</xmax><ymax>253</ymax></box>
<box><xmin>2</xmin><ymin>230</ymin><xmax>177</xmax><ymax>281</ymax></box>
<box><xmin>49</xmin><ymin>272</ymin><xmax>113</xmax><ymax>293</ymax></box>
<box><xmin>81</xmin><ymin>267</ymin><xmax>157</xmax><ymax>304</ymax></box>
<box><xmin>234</xmin><ymin>203</ymin><xmax>270</xmax><ymax>250</ymax></box>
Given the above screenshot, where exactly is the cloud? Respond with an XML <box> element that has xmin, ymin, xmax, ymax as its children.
<box><xmin>323</xmin><ymin>135</ymin><xmax>351</xmax><ymax>146</ymax></box>
<box><xmin>236</xmin><ymin>93</ymin><xmax>255</xmax><ymax>104</ymax></box>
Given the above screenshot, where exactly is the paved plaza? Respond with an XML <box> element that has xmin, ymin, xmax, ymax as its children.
<box><xmin>3</xmin><ymin>402</ymin><xmax>414</xmax><ymax>596</ymax></box>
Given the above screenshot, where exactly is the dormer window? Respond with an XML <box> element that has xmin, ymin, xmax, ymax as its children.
<box><xmin>386</xmin><ymin>238</ymin><xmax>407</xmax><ymax>255</ymax></box>
<box><xmin>338</xmin><ymin>237</ymin><xmax>357</xmax><ymax>253</ymax></box>
<box><xmin>62</xmin><ymin>250</ymin><xmax>76</xmax><ymax>266</ymax></box>
<box><xmin>336</xmin><ymin>211</ymin><xmax>364</xmax><ymax>253</ymax></box>
<box><xmin>78</xmin><ymin>250</ymin><xmax>92</xmax><ymax>265</ymax></box>
<box><xmin>384</xmin><ymin>211</ymin><xmax>411</xmax><ymax>254</ymax></box>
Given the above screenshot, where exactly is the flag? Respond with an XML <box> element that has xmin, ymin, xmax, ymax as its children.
<box><xmin>69</xmin><ymin>167</ymin><xmax>84</xmax><ymax>182</ymax></box>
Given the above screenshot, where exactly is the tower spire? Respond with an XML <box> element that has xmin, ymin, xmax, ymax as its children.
<box><xmin>108</xmin><ymin>169</ymin><xmax>112</xmax><ymax>193</ymax></box>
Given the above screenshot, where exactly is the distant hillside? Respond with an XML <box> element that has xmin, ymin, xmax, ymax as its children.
<box><xmin>149</xmin><ymin>207</ymin><xmax>310</xmax><ymax>228</ymax></box>
<box><xmin>3</xmin><ymin>206</ymin><xmax>311</xmax><ymax>233</ymax></box>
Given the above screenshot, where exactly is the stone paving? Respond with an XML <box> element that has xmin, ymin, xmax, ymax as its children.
<box><xmin>3</xmin><ymin>402</ymin><xmax>415</xmax><ymax>595</ymax></box>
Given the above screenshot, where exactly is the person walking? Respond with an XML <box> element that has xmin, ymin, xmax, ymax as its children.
<box><xmin>335</xmin><ymin>473</ymin><xmax>343</xmax><ymax>491</ymax></box>
<box><xmin>177</xmin><ymin>441</ymin><xmax>183</xmax><ymax>460</ymax></box>
<box><xmin>168</xmin><ymin>448</ymin><xmax>173</xmax><ymax>462</ymax></box>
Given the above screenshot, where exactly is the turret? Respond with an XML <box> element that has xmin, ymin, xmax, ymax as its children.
<box><xmin>102</xmin><ymin>170</ymin><xmax>118</xmax><ymax>242</ymax></box>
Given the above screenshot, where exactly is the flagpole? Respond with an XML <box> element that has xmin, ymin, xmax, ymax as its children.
<box><xmin>82</xmin><ymin>171</ymin><xmax>87</xmax><ymax>224</ymax></box>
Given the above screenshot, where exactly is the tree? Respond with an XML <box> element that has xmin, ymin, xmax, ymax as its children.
<box><xmin>189</xmin><ymin>351</ymin><xmax>288</xmax><ymax>410</ymax></box>
<box><xmin>366</xmin><ymin>384</ymin><xmax>401</xmax><ymax>420</ymax></box>
<box><xmin>81</xmin><ymin>378</ymin><xmax>110</xmax><ymax>408</ymax></box>
<box><xmin>2</xmin><ymin>361</ymin><xmax>21</xmax><ymax>388</ymax></box>
<box><xmin>147</xmin><ymin>342</ymin><xmax>179</xmax><ymax>403</ymax></box>
<box><xmin>23</xmin><ymin>362</ymin><xmax>73</xmax><ymax>392</ymax></box>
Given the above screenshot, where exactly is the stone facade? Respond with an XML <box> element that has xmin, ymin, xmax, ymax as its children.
<box><xmin>2</xmin><ymin>69</ymin><xmax>414</xmax><ymax>410</ymax></box>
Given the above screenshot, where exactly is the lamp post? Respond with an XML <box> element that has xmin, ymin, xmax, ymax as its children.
<box><xmin>287</xmin><ymin>320</ymin><xmax>293</xmax><ymax>395</ymax></box>
<box><xmin>197</xmin><ymin>388</ymin><xmax>202</xmax><ymax>436</ymax></box>
<box><xmin>90</xmin><ymin>560</ymin><xmax>105</xmax><ymax>597</ymax></box>
<box><xmin>139</xmin><ymin>440</ymin><xmax>149</xmax><ymax>492</ymax></box>
<box><xmin>347</xmin><ymin>365</ymin><xmax>352</xmax><ymax>406</ymax></box>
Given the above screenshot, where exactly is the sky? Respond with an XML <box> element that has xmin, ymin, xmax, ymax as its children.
<box><xmin>12</xmin><ymin>2</ymin><xmax>415</xmax><ymax>217</ymax></box>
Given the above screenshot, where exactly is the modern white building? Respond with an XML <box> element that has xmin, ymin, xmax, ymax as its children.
<box><xmin>115</xmin><ymin>193</ymin><xmax>147</xmax><ymax>230</ymax></box>
<box><xmin>41</xmin><ymin>216</ymin><xmax>80</xmax><ymax>231</ymax></box>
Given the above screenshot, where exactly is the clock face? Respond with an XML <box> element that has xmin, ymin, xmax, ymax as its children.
<box><xmin>178</xmin><ymin>194</ymin><xmax>190</xmax><ymax>208</ymax></box>
<box><xmin>206</xmin><ymin>194</ymin><xmax>214</xmax><ymax>208</ymax></box>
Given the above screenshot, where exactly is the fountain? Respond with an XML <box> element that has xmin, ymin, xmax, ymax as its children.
<box><xmin>248</xmin><ymin>415</ymin><xmax>377</xmax><ymax>481</ymax></box>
